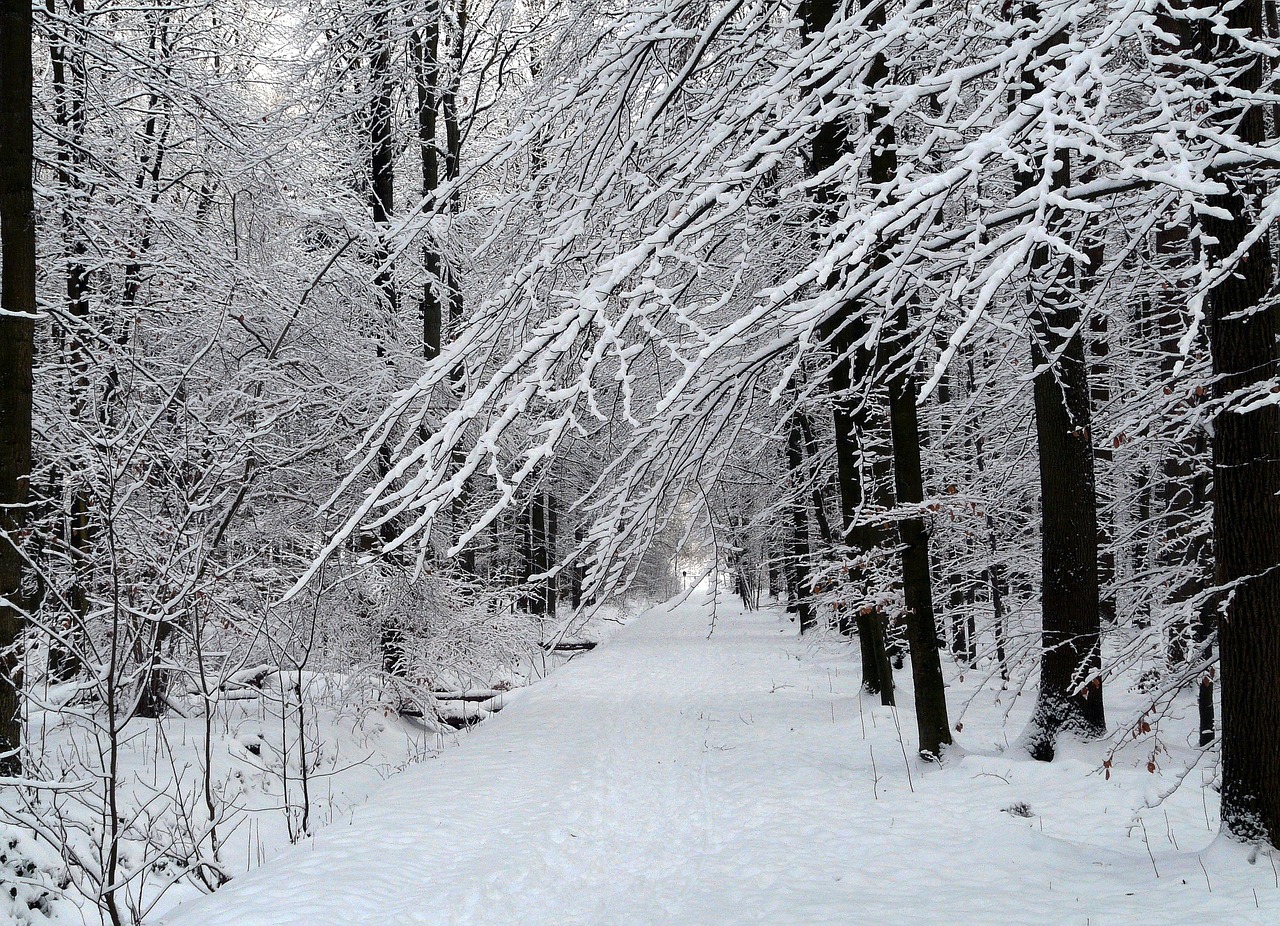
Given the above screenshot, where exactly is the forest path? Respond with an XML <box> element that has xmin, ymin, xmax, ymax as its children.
<box><xmin>161</xmin><ymin>596</ymin><xmax>1275</xmax><ymax>926</ymax></box>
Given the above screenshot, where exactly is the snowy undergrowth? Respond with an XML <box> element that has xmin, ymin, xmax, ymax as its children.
<box><xmin>4</xmin><ymin>673</ymin><xmax>439</xmax><ymax>925</ymax></box>
<box><xmin>1</xmin><ymin>602</ymin><xmax>636</xmax><ymax>926</ymax></box>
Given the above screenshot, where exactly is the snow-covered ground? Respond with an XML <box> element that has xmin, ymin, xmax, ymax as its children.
<box><xmin>158</xmin><ymin>596</ymin><xmax>1280</xmax><ymax>926</ymax></box>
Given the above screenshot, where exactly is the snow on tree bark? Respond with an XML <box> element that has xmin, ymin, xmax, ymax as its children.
<box><xmin>0</xmin><ymin>0</ymin><xmax>35</xmax><ymax>776</ymax></box>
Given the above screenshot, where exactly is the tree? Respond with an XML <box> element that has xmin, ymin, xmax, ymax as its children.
<box><xmin>1189</xmin><ymin>0</ymin><xmax>1280</xmax><ymax>846</ymax></box>
<box><xmin>1015</xmin><ymin>3</ymin><xmax>1105</xmax><ymax>760</ymax></box>
<box><xmin>801</xmin><ymin>0</ymin><xmax>895</xmax><ymax>702</ymax></box>
<box><xmin>786</xmin><ymin>404</ymin><xmax>816</xmax><ymax>633</ymax></box>
<box><xmin>0</xmin><ymin>0</ymin><xmax>36</xmax><ymax>776</ymax></box>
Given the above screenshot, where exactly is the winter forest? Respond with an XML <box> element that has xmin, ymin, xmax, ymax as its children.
<box><xmin>2</xmin><ymin>0</ymin><xmax>1280</xmax><ymax>922</ymax></box>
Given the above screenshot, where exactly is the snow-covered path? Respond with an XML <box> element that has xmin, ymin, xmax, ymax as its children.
<box><xmin>161</xmin><ymin>597</ymin><xmax>1278</xmax><ymax>926</ymax></box>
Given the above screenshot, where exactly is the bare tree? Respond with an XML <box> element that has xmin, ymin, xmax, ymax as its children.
<box><xmin>0</xmin><ymin>0</ymin><xmax>36</xmax><ymax>777</ymax></box>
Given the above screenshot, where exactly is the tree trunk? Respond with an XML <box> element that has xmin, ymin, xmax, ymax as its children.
<box><xmin>412</xmin><ymin>17</ymin><xmax>443</xmax><ymax>361</ymax></box>
<box><xmin>886</xmin><ymin>290</ymin><xmax>952</xmax><ymax>756</ymax></box>
<box><xmin>368</xmin><ymin>9</ymin><xmax>403</xmax><ymax>676</ymax></box>
<box><xmin>45</xmin><ymin>0</ymin><xmax>90</xmax><ymax>681</ymax></box>
<box><xmin>808</xmin><ymin>0</ymin><xmax>950</xmax><ymax>732</ymax></box>
<box><xmin>766</xmin><ymin>539</ymin><xmax>780</xmax><ymax>600</ymax></box>
<box><xmin>1024</xmin><ymin>239</ymin><xmax>1107</xmax><ymax>758</ymax></box>
<box><xmin>369</xmin><ymin>9</ymin><xmax>397</xmax><ymax>319</ymax></box>
<box><xmin>0</xmin><ymin>0</ymin><xmax>36</xmax><ymax>775</ymax></box>
<box><xmin>543</xmin><ymin>491</ymin><xmax>558</xmax><ymax>616</ymax></box>
<box><xmin>827</xmin><ymin>347</ymin><xmax>894</xmax><ymax>703</ymax></box>
<box><xmin>122</xmin><ymin>14</ymin><xmax>180</xmax><ymax>717</ymax></box>
<box><xmin>1192</xmin><ymin>0</ymin><xmax>1280</xmax><ymax>846</ymax></box>
<box><xmin>872</xmin><ymin>29</ymin><xmax>952</xmax><ymax>748</ymax></box>
<box><xmin>571</xmin><ymin>526</ymin><xmax>584</xmax><ymax>609</ymax></box>
<box><xmin>526</xmin><ymin>493</ymin><xmax>548</xmax><ymax>617</ymax></box>
<box><xmin>1084</xmin><ymin>236</ymin><xmax>1117</xmax><ymax>627</ymax></box>
<box><xmin>441</xmin><ymin>1</ymin><xmax>475</xmax><ymax>575</ymax></box>
<box><xmin>802</xmin><ymin>0</ymin><xmax>897</xmax><ymax>703</ymax></box>
<box><xmin>1018</xmin><ymin>6</ymin><xmax>1105</xmax><ymax>759</ymax></box>
<box><xmin>787</xmin><ymin>410</ymin><xmax>815</xmax><ymax>633</ymax></box>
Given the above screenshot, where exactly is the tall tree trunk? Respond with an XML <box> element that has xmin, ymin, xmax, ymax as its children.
<box><xmin>787</xmin><ymin>410</ymin><xmax>815</xmax><ymax>633</ymax></box>
<box><xmin>1018</xmin><ymin>7</ymin><xmax>1105</xmax><ymax>760</ymax></box>
<box><xmin>570</xmin><ymin>526</ymin><xmax>584</xmax><ymax>609</ymax></box>
<box><xmin>809</xmin><ymin>0</ymin><xmax>953</xmax><ymax>743</ymax></box>
<box><xmin>874</xmin><ymin>44</ymin><xmax>953</xmax><ymax>752</ymax></box>
<box><xmin>1084</xmin><ymin>236</ymin><xmax>1117</xmax><ymax>627</ymax></box>
<box><xmin>45</xmin><ymin>0</ymin><xmax>90</xmax><ymax>681</ymax></box>
<box><xmin>442</xmin><ymin>0</ymin><xmax>475</xmax><ymax>575</ymax></box>
<box><xmin>946</xmin><ymin>347</ymin><xmax>976</xmax><ymax>663</ymax></box>
<box><xmin>803</xmin><ymin>0</ymin><xmax>894</xmax><ymax>704</ymax></box>
<box><xmin>1152</xmin><ymin>9</ymin><xmax>1217</xmax><ymax>747</ymax></box>
<box><xmin>121</xmin><ymin>11</ymin><xmax>179</xmax><ymax>720</ymax></box>
<box><xmin>543</xmin><ymin>491</ymin><xmax>558</xmax><ymax>616</ymax></box>
<box><xmin>369</xmin><ymin>9</ymin><xmax>397</xmax><ymax>321</ymax></box>
<box><xmin>886</xmin><ymin>291</ymin><xmax>952</xmax><ymax>756</ymax></box>
<box><xmin>0</xmin><ymin>0</ymin><xmax>36</xmax><ymax>775</ymax></box>
<box><xmin>1191</xmin><ymin>0</ymin><xmax>1280</xmax><ymax>846</ymax></box>
<box><xmin>523</xmin><ymin>495</ymin><xmax>548</xmax><ymax>616</ymax></box>
<box><xmin>766</xmin><ymin>539</ymin><xmax>780</xmax><ymax>600</ymax></box>
<box><xmin>1024</xmin><ymin>209</ymin><xmax>1107</xmax><ymax>758</ymax></box>
<box><xmin>368</xmin><ymin>9</ymin><xmax>403</xmax><ymax>675</ymax></box>
<box><xmin>827</xmin><ymin>348</ymin><xmax>894</xmax><ymax>703</ymax></box>
<box><xmin>412</xmin><ymin>16</ymin><xmax>443</xmax><ymax>362</ymax></box>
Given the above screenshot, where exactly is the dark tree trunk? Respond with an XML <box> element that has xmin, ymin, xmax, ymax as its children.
<box><xmin>1132</xmin><ymin>463</ymin><xmax>1154</xmax><ymax>629</ymax></box>
<box><xmin>1154</xmin><ymin>220</ymin><xmax>1215</xmax><ymax>685</ymax></box>
<box><xmin>766</xmin><ymin>540</ymin><xmax>780</xmax><ymax>600</ymax></box>
<box><xmin>872</xmin><ymin>28</ymin><xmax>952</xmax><ymax>746</ymax></box>
<box><xmin>886</xmin><ymin>290</ymin><xmax>952</xmax><ymax>756</ymax></box>
<box><xmin>368</xmin><ymin>11</ymin><xmax>403</xmax><ymax>675</ymax></box>
<box><xmin>827</xmin><ymin>348</ymin><xmax>894</xmax><ymax>703</ymax></box>
<box><xmin>1125</xmin><ymin>252</ymin><xmax>1158</xmax><ymax>630</ymax></box>
<box><xmin>1146</xmin><ymin>4</ymin><xmax>1218</xmax><ymax>741</ymax></box>
<box><xmin>412</xmin><ymin>17</ymin><xmax>443</xmax><ymax>362</ymax></box>
<box><xmin>802</xmin><ymin>0</ymin><xmax>902</xmax><ymax>704</ymax></box>
<box><xmin>787</xmin><ymin>411</ymin><xmax>815</xmax><ymax>633</ymax></box>
<box><xmin>810</xmin><ymin>0</ymin><xmax>951</xmax><ymax>738</ymax></box>
<box><xmin>440</xmin><ymin>2</ymin><xmax>475</xmax><ymax>576</ymax></box>
<box><xmin>947</xmin><ymin>349</ymin><xmax>975</xmax><ymax>663</ymax></box>
<box><xmin>526</xmin><ymin>493</ymin><xmax>549</xmax><ymax>617</ymax></box>
<box><xmin>46</xmin><ymin>0</ymin><xmax>90</xmax><ymax>681</ymax></box>
<box><xmin>571</xmin><ymin>527</ymin><xmax>584</xmax><ymax>609</ymax></box>
<box><xmin>543</xmin><ymin>492</ymin><xmax>558</xmax><ymax>616</ymax></box>
<box><xmin>1024</xmin><ymin>245</ymin><xmax>1107</xmax><ymax>758</ymax></box>
<box><xmin>1018</xmin><ymin>7</ymin><xmax>1105</xmax><ymax>759</ymax></box>
<box><xmin>1191</xmin><ymin>0</ymin><xmax>1280</xmax><ymax>846</ymax></box>
<box><xmin>517</xmin><ymin>504</ymin><xmax>534</xmax><ymax>611</ymax></box>
<box><xmin>135</xmin><ymin>620</ymin><xmax>176</xmax><ymax>719</ymax></box>
<box><xmin>1084</xmin><ymin>237</ymin><xmax>1118</xmax><ymax>627</ymax></box>
<box><xmin>122</xmin><ymin>15</ymin><xmax>180</xmax><ymax>716</ymax></box>
<box><xmin>0</xmin><ymin>0</ymin><xmax>35</xmax><ymax>775</ymax></box>
<box><xmin>441</xmin><ymin>0</ymin><xmax>465</xmax><ymax>188</ymax></box>
<box><xmin>369</xmin><ymin>9</ymin><xmax>396</xmax><ymax>317</ymax></box>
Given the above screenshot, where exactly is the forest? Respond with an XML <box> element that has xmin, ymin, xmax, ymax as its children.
<box><xmin>2</xmin><ymin>0</ymin><xmax>1280</xmax><ymax>923</ymax></box>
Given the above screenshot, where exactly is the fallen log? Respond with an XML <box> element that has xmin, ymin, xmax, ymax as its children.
<box><xmin>544</xmin><ymin>640</ymin><xmax>597</xmax><ymax>653</ymax></box>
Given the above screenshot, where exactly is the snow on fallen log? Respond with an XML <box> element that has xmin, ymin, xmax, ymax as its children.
<box><xmin>542</xmin><ymin>640</ymin><xmax>596</xmax><ymax>653</ymax></box>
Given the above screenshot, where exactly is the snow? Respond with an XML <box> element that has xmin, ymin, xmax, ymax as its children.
<box><xmin>159</xmin><ymin>596</ymin><xmax>1280</xmax><ymax>926</ymax></box>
